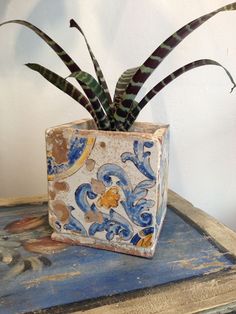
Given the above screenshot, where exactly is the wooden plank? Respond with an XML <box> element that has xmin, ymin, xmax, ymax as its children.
<box><xmin>71</xmin><ymin>267</ymin><xmax>236</xmax><ymax>314</ymax></box>
<box><xmin>168</xmin><ymin>190</ymin><xmax>236</xmax><ymax>258</ymax></box>
<box><xmin>1</xmin><ymin>189</ymin><xmax>236</xmax><ymax>257</ymax></box>
<box><xmin>0</xmin><ymin>203</ymin><xmax>234</xmax><ymax>314</ymax></box>
<box><xmin>1</xmin><ymin>191</ymin><xmax>236</xmax><ymax>313</ymax></box>
<box><xmin>0</xmin><ymin>194</ymin><xmax>48</xmax><ymax>207</ymax></box>
<box><xmin>200</xmin><ymin>301</ymin><xmax>236</xmax><ymax>313</ymax></box>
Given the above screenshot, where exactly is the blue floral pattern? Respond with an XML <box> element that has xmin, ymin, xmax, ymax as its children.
<box><xmin>89</xmin><ymin>209</ymin><xmax>133</xmax><ymax>241</ymax></box>
<box><xmin>121</xmin><ymin>140</ymin><xmax>156</xmax><ymax>180</ymax></box>
<box><xmin>63</xmin><ymin>206</ymin><xmax>87</xmax><ymax>236</ymax></box>
<box><xmin>98</xmin><ymin>164</ymin><xmax>155</xmax><ymax>227</ymax></box>
<box><xmin>47</xmin><ymin>122</ymin><xmax>169</xmax><ymax>256</ymax></box>
<box><xmin>71</xmin><ymin>140</ymin><xmax>157</xmax><ymax>243</ymax></box>
<box><xmin>75</xmin><ymin>183</ymin><xmax>98</xmax><ymax>214</ymax></box>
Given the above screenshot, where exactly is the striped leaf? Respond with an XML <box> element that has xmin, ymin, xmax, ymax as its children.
<box><xmin>0</xmin><ymin>20</ymin><xmax>110</xmax><ymax>130</ymax></box>
<box><xmin>125</xmin><ymin>59</ymin><xmax>236</xmax><ymax>129</ymax></box>
<box><xmin>26</xmin><ymin>63</ymin><xmax>104</xmax><ymax>128</ymax></box>
<box><xmin>114</xmin><ymin>2</ymin><xmax>236</xmax><ymax>126</ymax></box>
<box><xmin>69</xmin><ymin>71</ymin><xmax>111</xmax><ymax>116</ymax></box>
<box><xmin>114</xmin><ymin>67</ymin><xmax>138</xmax><ymax>107</ymax></box>
<box><xmin>0</xmin><ymin>20</ymin><xmax>81</xmax><ymax>73</ymax></box>
<box><xmin>113</xmin><ymin>67</ymin><xmax>139</xmax><ymax>130</ymax></box>
<box><xmin>70</xmin><ymin>19</ymin><xmax>112</xmax><ymax>105</ymax></box>
<box><xmin>115</xmin><ymin>100</ymin><xmax>139</xmax><ymax>131</ymax></box>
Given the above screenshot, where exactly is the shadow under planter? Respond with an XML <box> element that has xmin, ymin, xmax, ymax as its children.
<box><xmin>46</xmin><ymin>119</ymin><xmax>169</xmax><ymax>258</ymax></box>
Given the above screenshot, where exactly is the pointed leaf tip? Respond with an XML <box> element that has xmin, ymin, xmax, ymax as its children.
<box><xmin>230</xmin><ymin>84</ymin><xmax>236</xmax><ymax>93</ymax></box>
<box><xmin>69</xmin><ymin>19</ymin><xmax>76</xmax><ymax>28</ymax></box>
<box><xmin>69</xmin><ymin>19</ymin><xmax>83</xmax><ymax>34</ymax></box>
<box><xmin>25</xmin><ymin>63</ymin><xmax>38</xmax><ymax>70</ymax></box>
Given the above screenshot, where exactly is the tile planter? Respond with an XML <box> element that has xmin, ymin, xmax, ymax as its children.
<box><xmin>46</xmin><ymin>119</ymin><xmax>169</xmax><ymax>258</ymax></box>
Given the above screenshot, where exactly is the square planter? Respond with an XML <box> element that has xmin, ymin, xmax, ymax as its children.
<box><xmin>46</xmin><ymin>119</ymin><xmax>169</xmax><ymax>258</ymax></box>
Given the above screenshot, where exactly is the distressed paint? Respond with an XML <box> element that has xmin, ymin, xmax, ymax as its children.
<box><xmin>46</xmin><ymin>119</ymin><xmax>169</xmax><ymax>257</ymax></box>
<box><xmin>0</xmin><ymin>203</ymin><xmax>234</xmax><ymax>314</ymax></box>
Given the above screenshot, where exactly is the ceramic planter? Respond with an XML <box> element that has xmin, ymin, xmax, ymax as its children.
<box><xmin>46</xmin><ymin>119</ymin><xmax>169</xmax><ymax>258</ymax></box>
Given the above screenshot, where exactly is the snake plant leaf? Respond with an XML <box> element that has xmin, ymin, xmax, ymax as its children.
<box><xmin>114</xmin><ymin>2</ymin><xmax>236</xmax><ymax>125</ymax></box>
<box><xmin>0</xmin><ymin>20</ymin><xmax>110</xmax><ymax>130</ymax></box>
<box><xmin>76</xmin><ymin>78</ymin><xmax>111</xmax><ymax>129</ymax></box>
<box><xmin>115</xmin><ymin>100</ymin><xmax>139</xmax><ymax>131</ymax></box>
<box><xmin>25</xmin><ymin>63</ymin><xmax>103</xmax><ymax>129</ymax></box>
<box><xmin>70</xmin><ymin>19</ymin><xmax>112</xmax><ymax>105</ymax></box>
<box><xmin>114</xmin><ymin>67</ymin><xmax>139</xmax><ymax>107</ymax></box>
<box><xmin>112</xmin><ymin>67</ymin><xmax>139</xmax><ymax>130</ymax></box>
<box><xmin>68</xmin><ymin>70</ymin><xmax>114</xmax><ymax>122</ymax></box>
<box><xmin>125</xmin><ymin>59</ymin><xmax>236</xmax><ymax>130</ymax></box>
<box><xmin>0</xmin><ymin>20</ymin><xmax>81</xmax><ymax>73</ymax></box>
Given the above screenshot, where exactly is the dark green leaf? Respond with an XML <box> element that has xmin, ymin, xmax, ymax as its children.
<box><xmin>69</xmin><ymin>70</ymin><xmax>111</xmax><ymax>117</ymax></box>
<box><xmin>70</xmin><ymin>19</ymin><xmax>112</xmax><ymax>105</ymax></box>
<box><xmin>114</xmin><ymin>67</ymin><xmax>138</xmax><ymax>107</ymax></box>
<box><xmin>114</xmin><ymin>2</ymin><xmax>236</xmax><ymax>126</ymax></box>
<box><xmin>0</xmin><ymin>20</ymin><xmax>110</xmax><ymax>130</ymax></box>
<box><xmin>125</xmin><ymin>59</ymin><xmax>236</xmax><ymax>129</ymax></box>
<box><xmin>26</xmin><ymin>63</ymin><xmax>104</xmax><ymax>129</ymax></box>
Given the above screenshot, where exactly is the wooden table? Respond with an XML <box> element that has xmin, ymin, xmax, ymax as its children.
<box><xmin>0</xmin><ymin>190</ymin><xmax>236</xmax><ymax>314</ymax></box>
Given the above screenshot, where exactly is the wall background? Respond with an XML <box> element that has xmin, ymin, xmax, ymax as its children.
<box><xmin>0</xmin><ymin>0</ymin><xmax>235</xmax><ymax>230</ymax></box>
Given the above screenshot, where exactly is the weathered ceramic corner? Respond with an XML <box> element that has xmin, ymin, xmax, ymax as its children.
<box><xmin>46</xmin><ymin>119</ymin><xmax>169</xmax><ymax>258</ymax></box>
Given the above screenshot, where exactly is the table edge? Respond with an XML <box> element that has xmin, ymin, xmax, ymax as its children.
<box><xmin>1</xmin><ymin>190</ymin><xmax>236</xmax><ymax>259</ymax></box>
<box><xmin>1</xmin><ymin>190</ymin><xmax>236</xmax><ymax>313</ymax></box>
<box><xmin>168</xmin><ymin>190</ymin><xmax>236</xmax><ymax>259</ymax></box>
<box><xmin>31</xmin><ymin>267</ymin><xmax>236</xmax><ymax>314</ymax></box>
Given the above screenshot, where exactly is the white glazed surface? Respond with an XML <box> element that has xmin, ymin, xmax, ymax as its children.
<box><xmin>46</xmin><ymin>120</ymin><xmax>169</xmax><ymax>257</ymax></box>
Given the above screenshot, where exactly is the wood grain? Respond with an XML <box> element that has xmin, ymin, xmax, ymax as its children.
<box><xmin>168</xmin><ymin>190</ymin><xmax>236</xmax><ymax>258</ymax></box>
<box><xmin>1</xmin><ymin>189</ymin><xmax>236</xmax><ymax>257</ymax></box>
<box><xmin>72</xmin><ymin>267</ymin><xmax>236</xmax><ymax>314</ymax></box>
<box><xmin>1</xmin><ymin>190</ymin><xmax>236</xmax><ymax>314</ymax></box>
<box><xmin>0</xmin><ymin>194</ymin><xmax>48</xmax><ymax>207</ymax></box>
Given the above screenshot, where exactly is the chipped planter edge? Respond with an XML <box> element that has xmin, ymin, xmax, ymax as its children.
<box><xmin>46</xmin><ymin>119</ymin><xmax>169</xmax><ymax>258</ymax></box>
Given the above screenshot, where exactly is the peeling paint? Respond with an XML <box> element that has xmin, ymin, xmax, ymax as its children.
<box><xmin>24</xmin><ymin>271</ymin><xmax>81</xmax><ymax>287</ymax></box>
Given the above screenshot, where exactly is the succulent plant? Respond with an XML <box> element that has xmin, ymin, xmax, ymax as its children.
<box><xmin>1</xmin><ymin>2</ymin><xmax>236</xmax><ymax>131</ymax></box>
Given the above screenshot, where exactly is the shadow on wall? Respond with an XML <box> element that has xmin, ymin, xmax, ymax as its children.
<box><xmin>15</xmin><ymin>0</ymin><xmax>67</xmax><ymax>63</ymax></box>
<box><xmin>0</xmin><ymin>0</ymin><xmax>11</xmax><ymax>20</ymax></box>
<box><xmin>93</xmin><ymin>1</ymin><xmax>125</xmax><ymax>50</ymax></box>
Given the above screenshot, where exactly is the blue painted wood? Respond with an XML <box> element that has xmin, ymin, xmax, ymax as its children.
<box><xmin>0</xmin><ymin>204</ymin><xmax>234</xmax><ymax>314</ymax></box>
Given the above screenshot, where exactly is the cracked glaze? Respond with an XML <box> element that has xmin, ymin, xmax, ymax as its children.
<box><xmin>46</xmin><ymin>120</ymin><xmax>169</xmax><ymax>257</ymax></box>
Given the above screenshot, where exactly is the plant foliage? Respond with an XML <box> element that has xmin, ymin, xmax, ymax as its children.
<box><xmin>1</xmin><ymin>2</ymin><xmax>236</xmax><ymax>131</ymax></box>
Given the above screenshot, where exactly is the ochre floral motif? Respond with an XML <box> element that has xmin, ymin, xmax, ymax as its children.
<box><xmin>74</xmin><ymin>140</ymin><xmax>159</xmax><ymax>243</ymax></box>
<box><xmin>97</xmin><ymin>186</ymin><xmax>120</xmax><ymax>209</ymax></box>
<box><xmin>130</xmin><ymin>227</ymin><xmax>154</xmax><ymax>248</ymax></box>
<box><xmin>136</xmin><ymin>234</ymin><xmax>153</xmax><ymax>248</ymax></box>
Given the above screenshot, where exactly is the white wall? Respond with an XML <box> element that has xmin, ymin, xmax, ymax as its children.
<box><xmin>0</xmin><ymin>0</ymin><xmax>235</xmax><ymax>230</ymax></box>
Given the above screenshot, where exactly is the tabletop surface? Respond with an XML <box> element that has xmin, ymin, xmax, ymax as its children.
<box><xmin>0</xmin><ymin>191</ymin><xmax>236</xmax><ymax>314</ymax></box>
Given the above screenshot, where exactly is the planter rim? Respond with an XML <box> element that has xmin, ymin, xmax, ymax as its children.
<box><xmin>46</xmin><ymin>118</ymin><xmax>169</xmax><ymax>257</ymax></box>
<box><xmin>46</xmin><ymin>119</ymin><xmax>169</xmax><ymax>141</ymax></box>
